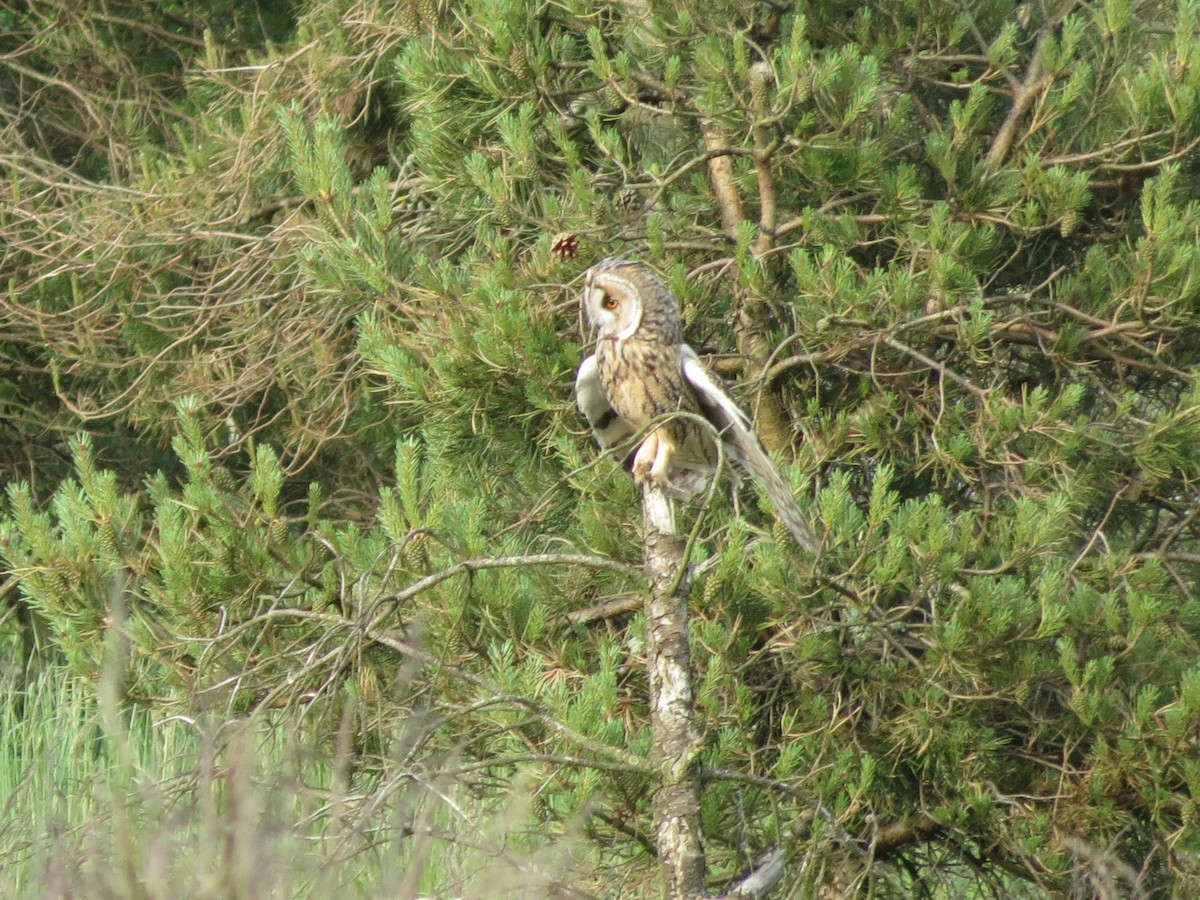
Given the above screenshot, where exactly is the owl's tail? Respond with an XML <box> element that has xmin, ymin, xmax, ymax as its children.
<box><xmin>681</xmin><ymin>348</ymin><xmax>822</xmax><ymax>556</ymax></box>
<box><xmin>726</xmin><ymin>438</ymin><xmax>822</xmax><ymax>557</ymax></box>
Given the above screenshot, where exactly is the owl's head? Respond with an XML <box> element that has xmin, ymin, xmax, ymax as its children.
<box><xmin>581</xmin><ymin>258</ymin><xmax>682</xmax><ymax>343</ymax></box>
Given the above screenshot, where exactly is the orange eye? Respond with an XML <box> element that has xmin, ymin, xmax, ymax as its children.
<box><xmin>601</xmin><ymin>294</ymin><xmax>619</xmax><ymax>311</ymax></box>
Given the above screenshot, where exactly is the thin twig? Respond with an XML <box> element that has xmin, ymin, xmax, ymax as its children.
<box><xmin>381</xmin><ymin>553</ymin><xmax>642</xmax><ymax>606</ymax></box>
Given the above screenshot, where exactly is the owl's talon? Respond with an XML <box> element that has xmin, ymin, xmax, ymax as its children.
<box><xmin>632</xmin><ymin>465</ymin><xmax>662</xmax><ymax>488</ymax></box>
<box><xmin>632</xmin><ymin>431</ymin><xmax>661</xmax><ymax>485</ymax></box>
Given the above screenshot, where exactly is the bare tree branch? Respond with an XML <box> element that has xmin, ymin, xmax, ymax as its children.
<box><xmin>721</xmin><ymin>849</ymin><xmax>787</xmax><ymax>899</ymax></box>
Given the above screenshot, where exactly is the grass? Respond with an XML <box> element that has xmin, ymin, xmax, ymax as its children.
<box><xmin>0</xmin><ymin>654</ymin><xmax>591</xmax><ymax>899</ymax></box>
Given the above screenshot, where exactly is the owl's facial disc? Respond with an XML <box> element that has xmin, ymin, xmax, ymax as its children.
<box><xmin>583</xmin><ymin>261</ymin><xmax>645</xmax><ymax>340</ymax></box>
<box><xmin>601</xmin><ymin>284</ymin><xmax>642</xmax><ymax>339</ymax></box>
<box><xmin>613</xmin><ymin>297</ymin><xmax>643</xmax><ymax>340</ymax></box>
<box><xmin>583</xmin><ymin>286</ymin><xmax>611</xmax><ymax>328</ymax></box>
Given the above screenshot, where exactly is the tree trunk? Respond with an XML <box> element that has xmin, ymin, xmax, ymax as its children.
<box><xmin>641</xmin><ymin>486</ymin><xmax>706</xmax><ymax>898</ymax></box>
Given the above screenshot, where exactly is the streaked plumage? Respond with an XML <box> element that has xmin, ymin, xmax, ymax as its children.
<box><xmin>575</xmin><ymin>258</ymin><xmax>820</xmax><ymax>555</ymax></box>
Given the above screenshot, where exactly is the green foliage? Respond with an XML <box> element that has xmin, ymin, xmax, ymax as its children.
<box><xmin>6</xmin><ymin>0</ymin><xmax>1200</xmax><ymax>895</ymax></box>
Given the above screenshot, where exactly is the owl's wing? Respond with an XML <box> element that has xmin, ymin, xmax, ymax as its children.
<box><xmin>576</xmin><ymin>354</ymin><xmax>636</xmax><ymax>451</ymax></box>
<box><xmin>681</xmin><ymin>346</ymin><xmax>822</xmax><ymax>556</ymax></box>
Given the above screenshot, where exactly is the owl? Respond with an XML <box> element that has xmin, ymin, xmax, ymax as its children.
<box><xmin>575</xmin><ymin>258</ymin><xmax>820</xmax><ymax>555</ymax></box>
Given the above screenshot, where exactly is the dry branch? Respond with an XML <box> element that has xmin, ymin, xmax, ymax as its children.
<box><xmin>984</xmin><ymin>27</ymin><xmax>1054</xmax><ymax>171</ymax></box>
<box><xmin>641</xmin><ymin>485</ymin><xmax>706</xmax><ymax>899</ymax></box>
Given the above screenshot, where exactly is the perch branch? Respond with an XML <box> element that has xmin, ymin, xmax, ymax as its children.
<box><xmin>641</xmin><ymin>484</ymin><xmax>707</xmax><ymax>898</ymax></box>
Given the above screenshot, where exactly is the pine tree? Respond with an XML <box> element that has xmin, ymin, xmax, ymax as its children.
<box><xmin>5</xmin><ymin>0</ymin><xmax>1200</xmax><ymax>895</ymax></box>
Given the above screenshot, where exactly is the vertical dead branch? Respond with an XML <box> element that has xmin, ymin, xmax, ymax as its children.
<box><xmin>702</xmin><ymin>118</ymin><xmax>746</xmax><ymax>240</ymax></box>
<box><xmin>983</xmin><ymin>28</ymin><xmax>1053</xmax><ymax>172</ymax></box>
<box><xmin>749</xmin><ymin>62</ymin><xmax>778</xmax><ymax>261</ymax></box>
<box><xmin>700</xmin><ymin>109</ymin><xmax>791</xmax><ymax>452</ymax></box>
<box><xmin>641</xmin><ymin>485</ymin><xmax>706</xmax><ymax>899</ymax></box>
<box><xmin>731</xmin><ymin>298</ymin><xmax>792</xmax><ymax>452</ymax></box>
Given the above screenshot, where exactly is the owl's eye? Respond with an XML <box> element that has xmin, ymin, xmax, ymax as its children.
<box><xmin>601</xmin><ymin>294</ymin><xmax>619</xmax><ymax>311</ymax></box>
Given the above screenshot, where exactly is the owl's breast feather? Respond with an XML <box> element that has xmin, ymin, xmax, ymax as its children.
<box><xmin>598</xmin><ymin>336</ymin><xmax>697</xmax><ymax>429</ymax></box>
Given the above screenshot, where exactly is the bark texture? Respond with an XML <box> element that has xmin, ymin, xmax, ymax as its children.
<box><xmin>641</xmin><ymin>486</ymin><xmax>706</xmax><ymax>898</ymax></box>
